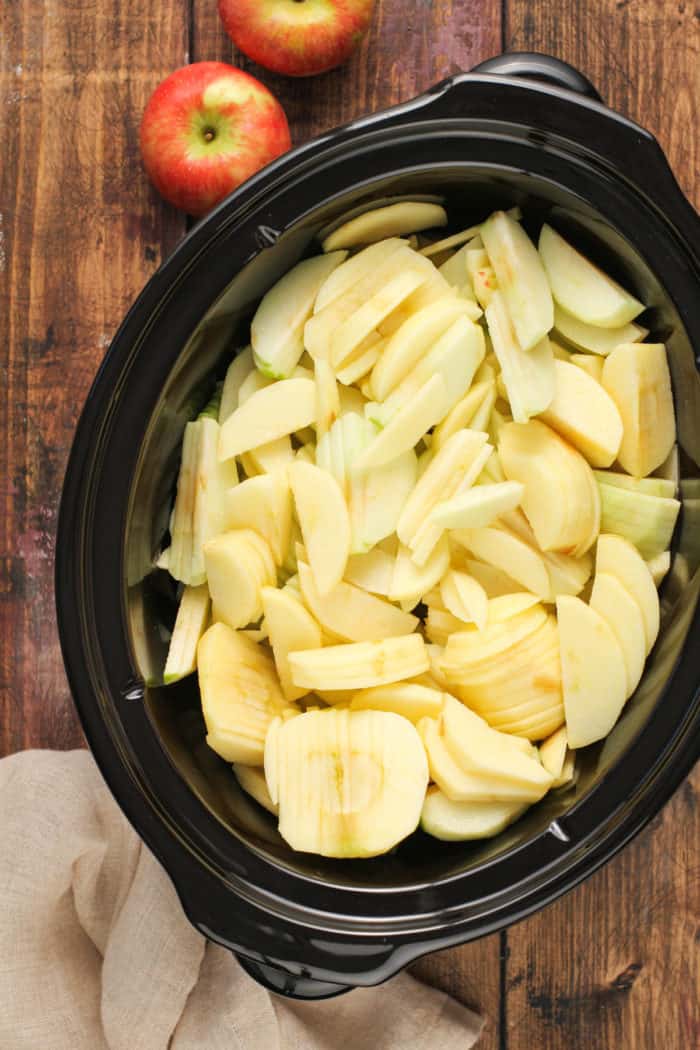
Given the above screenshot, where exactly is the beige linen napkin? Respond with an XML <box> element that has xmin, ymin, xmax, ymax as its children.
<box><xmin>0</xmin><ymin>750</ymin><xmax>482</xmax><ymax>1050</ymax></box>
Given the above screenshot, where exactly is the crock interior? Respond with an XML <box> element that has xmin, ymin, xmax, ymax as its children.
<box><xmin>125</xmin><ymin>169</ymin><xmax>700</xmax><ymax>889</ymax></box>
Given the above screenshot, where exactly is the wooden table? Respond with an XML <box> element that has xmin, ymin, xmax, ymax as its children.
<box><xmin>1</xmin><ymin>2</ymin><xmax>698</xmax><ymax>1046</ymax></box>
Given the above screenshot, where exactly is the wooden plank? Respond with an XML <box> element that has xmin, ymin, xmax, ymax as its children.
<box><xmin>505</xmin><ymin>0</ymin><xmax>700</xmax><ymax>209</ymax></box>
<box><xmin>0</xmin><ymin>1</ymin><xmax>188</xmax><ymax>754</ymax></box>
<box><xmin>191</xmin><ymin>0</ymin><xmax>504</xmax><ymax>143</ymax></box>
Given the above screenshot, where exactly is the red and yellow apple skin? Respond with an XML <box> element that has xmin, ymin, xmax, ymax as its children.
<box><xmin>139</xmin><ymin>62</ymin><xmax>291</xmax><ymax>216</ymax></box>
<box><xmin>218</xmin><ymin>0</ymin><xmax>375</xmax><ymax>77</ymax></box>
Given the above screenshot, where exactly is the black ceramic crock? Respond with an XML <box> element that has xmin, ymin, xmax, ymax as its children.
<box><xmin>56</xmin><ymin>54</ymin><xmax>700</xmax><ymax>999</ymax></box>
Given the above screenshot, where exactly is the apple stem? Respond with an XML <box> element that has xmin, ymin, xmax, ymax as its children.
<box><xmin>203</xmin><ymin>128</ymin><xmax>215</xmax><ymax>143</ymax></box>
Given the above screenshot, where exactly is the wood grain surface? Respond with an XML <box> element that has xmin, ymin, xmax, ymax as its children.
<box><xmin>0</xmin><ymin>3</ymin><xmax>698</xmax><ymax>1048</ymax></box>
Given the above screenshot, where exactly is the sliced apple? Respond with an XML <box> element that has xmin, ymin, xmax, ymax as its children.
<box><xmin>646</xmin><ymin>550</ymin><xmax>671</xmax><ymax>587</ymax></box>
<box><xmin>289</xmin><ymin>461</ymin><xmax>351</xmax><ymax>595</ymax></box>
<box><xmin>353</xmin><ymin>373</ymin><xmax>448</xmax><ymax>471</ymax></box>
<box><xmin>485</xmin><ymin>292</ymin><xmax>555</xmax><ymax>422</ymax></box>
<box><xmin>234</xmin><ymin>764</ymin><xmax>279</xmax><ymax>816</ymax></box>
<box><xmin>350</xmin><ymin>682</ymin><xmax>444</xmax><ymax>722</ymax></box>
<box><xmin>425</xmin><ymin>607</ymin><xmax>467</xmax><ymax>647</ymax></box>
<box><xmin>592</xmin><ymin>470</ymin><xmax>676</xmax><ymax>499</ymax></box>
<box><xmin>539</xmin><ymin>225</ymin><xmax>644</xmax><ymax>327</ymax></box>
<box><xmin>370</xmin><ymin>297</ymin><xmax>472</xmax><ymax>400</ymax></box>
<box><xmin>598</xmin><ymin>483</ymin><xmax>680</xmax><ymax>559</ymax></box>
<box><xmin>314</xmin><ymin>238</ymin><xmax>407</xmax><ymax>312</ymax></box>
<box><xmin>438</xmin><ymin>242</ymin><xmax>479</xmax><ymax>298</ymax></box>
<box><xmin>330</xmin><ymin>268</ymin><xmax>430</xmax><ymax>368</ymax></box>
<box><xmin>344</xmin><ymin>548</ymin><xmax>395</xmax><ymax>595</ymax></box>
<box><xmin>441</xmin><ymin>604</ymin><xmax>548</xmax><ymax>675</ymax></box>
<box><xmin>314</xmin><ymin>358</ymin><xmax>339</xmax><ymax>438</ymax></box>
<box><xmin>432</xmin><ymin>380</ymin><xmax>494</xmax><ymax>452</ymax></box>
<box><xmin>556</xmin><ymin>595</ymin><xmax>628</xmax><ymax>748</ymax></box>
<box><xmin>553</xmin><ymin>303</ymin><xmax>647</xmax><ymax>355</ymax></box>
<box><xmin>596</xmin><ymin>533</ymin><xmax>659</xmax><ymax>652</ymax></box>
<box><xmin>288</xmin><ymin>634</ymin><xmax>429</xmax><ymax>691</ymax></box>
<box><xmin>421</xmin><ymin>787</ymin><xmax>526</xmax><ymax>841</ymax></box>
<box><xmin>349</xmin><ymin>447</ymin><xmax>417</xmax><ymax>554</ymax></box>
<box><xmin>237</xmin><ymin>368</ymin><xmax>273</xmax><ymax>406</ymax></box>
<box><xmin>487</xmin><ymin>593</ymin><xmax>541</xmax><ymax>623</ymax></box>
<box><xmin>219</xmin><ymin>378</ymin><xmax>316</xmax><ymax>461</ymax></box>
<box><xmin>539</xmin><ymin>359</ymin><xmax>623</xmax><ymax>467</ymax></box>
<box><xmin>251</xmin><ymin>252</ymin><xmax>347</xmax><ymax>379</ymax></box>
<box><xmin>389</xmin><ymin>536</ymin><xmax>451</xmax><ymax>604</ymax></box>
<box><xmin>262</xmin><ymin>586</ymin><xmax>322</xmax><ymax>702</ymax></box>
<box><xmin>322</xmin><ymin>202</ymin><xmax>447</xmax><ymax>252</ymax></box>
<box><xmin>481</xmin><ymin>209</ymin><xmax>554</xmax><ymax>351</ymax></box>
<box><xmin>590</xmin><ymin>572</ymin><xmax>646</xmax><ymax>696</ymax></box>
<box><xmin>430</xmin><ymin>480</ymin><xmax>524</xmax><ymax>530</ymax></box>
<box><xmin>220</xmin><ymin>347</ymin><xmax>253</xmax><ymax>422</ymax></box>
<box><xmin>247</xmin><ymin>435</ymin><xmax>294</xmax><ymax>475</ymax></box>
<box><xmin>458</xmin><ymin>557</ymin><xmax>521</xmax><ymax>598</ymax></box>
<box><xmin>537</xmin><ymin>726</ymin><xmax>568</xmax><ymax>780</ymax></box>
<box><xmin>568</xmin><ymin>354</ymin><xmax>603</xmax><ymax>383</ymax></box>
<box><xmin>601</xmin><ymin>342</ymin><xmax>676</xmax><ymax>477</ymax></box>
<box><xmin>473</xmin><ymin>266</ymin><xmax>498</xmax><ymax>308</ymax></box>
<box><xmin>163</xmin><ymin>583</ymin><xmax>211</xmax><ymax>685</ymax></box>
<box><xmin>335</xmin><ymin>338</ymin><xmax>383</xmax><ymax>386</ymax></box>
<box><xmin>452</xmin><ymin>525</ymin><xmax>550</xmax><ymax>599</ymax></box>
<box><xmin>298</xmin><ymin>560</ymin><xmax>418</xmax><ymax>642</ymax></box>
<box><xmin>440</xmin><ymin>570</ymin><xmax>489</xmax><ymax>629</ymax></box>
<box><xmin>203</xmin><ymin>529</ymin><xmax>275</xmax><ymax>629</ymax></box>
<box><xmin>499</xmin><ymin>420</ymin><xmax>599</xmax><ymax>555</ymax></box>
<box><xmin>198</xmin><ymin>623</ymin><xmax>285</xmax><ymax>765</ymax></box>
<box><xmin>223</xmin><ymin>472</ymin><xmax>291</xmax><ymax>564</ymax></box>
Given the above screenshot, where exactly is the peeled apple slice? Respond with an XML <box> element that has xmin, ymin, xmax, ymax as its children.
<box><xmin>234</xmin><ymin>764</ymin><xmax>279</xmax><ymax>816</ymax></box>
<box><xmin>425</xmin><ymin>607</ymin><xmax>467</xmax><ymax>647</ymax></box>
<box><xmin>539</xmin><ymin>359</ymin><xmax>623</xmax><ymax>467</ymax></box>
<box><xmin>314</xmin><ymin>358</ymin><xmax>339</xmax><ymax>438</ymax></box>
<box><xmin>297</xmin><ymin>561</ymin><xmax>419</xmax><ymax>642</ymax></box>
<box><xmin>322</xmin><ymin>202</ymin><xmax>447</xmax><ymax>252</ymax></box>
<box><xmin>441</xmin><ymin>604</ymin><xmax>548</xmax><ymax>676</ymax></box>
<box><xmin>438</xmin><ymin>242</ymin><xmax>478</xmax><ymax>299</ymax></box>
<box><xmin>354</xmin><ymin>374</ymin><xmax>448</xmax><ymax>471</ymax></box>
<box><xmin>219</xmin><ymin>378</ymin><xmax>316</xmax><ymax>461</ymax></box>
<box><xmin>223</xmin><ymin>473</ymin><xmax>291</xmax><ymax>564</ymax></box>
<box><xmin>592</xmin><ymin>470</ymin><xmax>676</xmax><ymax>499</ymax></box>
<box><xmin>314</xmin><ymin>238</ymin><xmax>406</xmax><ymax>312</ymax></box>
<box><xmin>570</xmin><ymin>353</ymin><xmax>604</xmax><ymax>383</ymax></box>
<box><xmin>556</xmin><ymin>595</ymin><xmax>628</xmax><ymax>748</ymax></box>
<box><xmin>349</xmin><ymin>446</ymin><xmax>417</xmax><ymax>554</ymax></box>
<box><xmin>251</xmin><ymin>252</ymin><xmax>347</xmax><ymax>379</ymax></box>
<box><xmin>596</xmin><ymin>533</ymin><xmax>659</xmax><ymax>652</ymax></box>
<box><xmin>553</xmin><ymin>303</ymin><xmax>647</xmax><ymax>355</ymax></box>
<box><xmin>344</xmin><ymin>548</ymin><xmax>395</xmax><ymax>595</ymax></box>
<box><xmin>538</xmin><ymin>726</ymin><xmax>568</xmax><ymax>781</ymax></box>
<box><xmin>203</xmin><ymin>529</ymin><xmax>275</xmax><ymax>629</ymax></box>
<box><xmin>440</xmin><ymin>570</ymin><xmax>489</xmax><ymax>629</ymax></box>
<box><xmin>452</xmin><ymin>526</ymin><xmax>550</xmax><ymax>599</ymax></box>
<box><xmin>163</xmin><ymin>583</ymin><xmax>211</xmax><ymax>685</ymax></box>
<box><xmin>646</xmin><ymin>550</ymin><xmax>671</xmax><ymax>587</ymax></box>
<box><xmin>481</xmin><ymin>209</ymin><xmax>554</xmax><ymax>350</ymax></box>
<box><xmin>539</xmin><ymin>225</ymin><xmax>644</xmax><ymax>327</ymax></box>
<box><xmin>589</xmin><ymin>572</ymin><xmax>646</xmax><ymax>696</ymax></box>
<box><xmin>261</xmin><ymin>586</ymin><xmax>322</xmax><ymax>702</ymax></box>
<box><xmin>598</xmin><ymin>484</ymin><xmax>680</xmax><ymax>560</ymax></box>
<box><xmin>265</xmin><ymin>708</ymin><xmax>429</xmax><ymax>858</ymax></box>
<box><xmin>421</xmin><ymin>787</ymin><xmax>526</xmax><ymax>841</ymax></box>
<box><xmin>198</xmin><ymin>623</ymin><xmax>285</xmax><ymax>765</ymax></box>
<box><xmin>350</xmin><ymin>682</ymin><xmax>444</xmax><ymax>722</ymax></box>
<box><xmin>288</xmin><ymin>635</ymin><xmax>429</xmax><ymax>691</ymax></box>
<box><xmin>432</xmin><ymin>380</ymin><xmax>493</xmax><ymax>452</ymax></box>
<box><xmin>220</xmin><ymin>347</ymin><xmax>253</xmax><ymax>422</ymax></box>
<box><xmin>460</xmin><ymin>557</ymin><xmax>521</xmax><ymax>598</ymax></box>
<box><xmin>601</xmin><ymin>342</ymin><xmax>676</xmax><ymax>477</ymax></box>
<box><xmin>419</xmin><ymin>717</ymin><xmax>535</xmax><ymax>802</ymax></box>
<box><xmin>430</xmin><ymin>481</ymin><xmax>524</xmax><ymax>530</ymax></box>
<box><xmin>248</xmin><ymin>436</ymin><xmax>294</xmax><ymax>475</ymax></box>
<box><xmin>485</xmin><ymin>292</ymin><xmax>555</xmax><ymax>423</ymax></box>
<box><xmin>330</xmin><ymin>268</ymin><xmax>430</xmax><ymax>368</ymax></box>
<box><xmin>289</xmin><ymin>461</ymin><xmax>351</xmax><ymax>595</ymax></box>
<box><xmin>389</xmin><ymin>536</ymin><xmax>451</xmax><ymax>603</ymax></box>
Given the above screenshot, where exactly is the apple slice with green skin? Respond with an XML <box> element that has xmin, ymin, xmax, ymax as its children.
<box><xmin>601</xmin><ymin>342</ymin><xmax>676</xmax><ymax>477</ymax></box>
<box><xmin>539</xmin><ymin>225</ymin><xmax>645</xmax><ymax>327</ymax></box>
<box><xmin>289</xmin><ymin>461</ymin><xmax>350</xmax><ymax>595</ymax></box>
<box><xmin>297</xmin><ymin>561</ymin><xmax>418</xmax><ymax>642</ymax></box>
<box><xmin>251</xmin><ymin>251</ymin><xmax>347</xmax><ymax>379</ymax></box>
<box><xmin>370</xmin><ymin>297</ymin><xmax>472</xmax><ymax>400</ymax></box>
<box><xmin>223</xmin><ymin>472</ymin><xmax>291</xmax><ymax>564</ymax></box>
<box><xmin>322</xmin><ymin>202</ymin><xmax>447</xmax><ymax>252</ymax></box>
<box><xmin>646</xmin><ymin>550</ymin><xmax>671</xmax><ymax>587</ymax></box>
<box><xmin>354</xmin><ymin>373</ymin><xmax>448</xmax><ymax>472</ymax></box>
<box><xmin>452</xmin><ymin>525</ymin><xmax>551</xmax><ymax>599</ymax></box>
<box><xmin>481</xmin><ymin>209</ymin><xmax>554</xmax><ymax>351</ymax></box>
<box><xmin>569</xmin><ymin>353</ymin><xmax>604</xmax><ymax>383</ymax></box>
<box><xmin>440</xmin><ymin>570</ymin><xmax>489</xmax><ymax>629</ymax></box>
<box><xmin>204</xmin><ymin>529</ymin><xmax>275</xmax><ymax>629</ymax></box>
<box><xmin>344</xmin><ymin>548</ymin><xmax>395</xmax><ymax>595</ymax></box>
<box><xmin>163</xmin><ymin>584</ymin><xmax>211</xmax><ymax>684</ymax></box>
<box><xmin>265</xmin><ymin>708</ymin><xmax>428</xmax><ymax>859</ymax></box>
<box><xmin>389</xmin><ymin>536</ymin><xmax>451</xmax><ymax>604</ymax></box>
<box><xmin>350</xmin><ymin>682</ymin><xmax>444</xmax><ymax>722</ymax></box>
<box><xmin>596</xmin><ymin>533</ymin><xmax>659</xmax><ymax>652</ymax></box>
<box><xmin>592</xmin><ymin>470</ymin><xmax>676</xmax><ymax>499</ymax></box>
<box><xmin>485</xmin><ymin>292</ymin><xmax>555</xmax><ymax>422</ymax></box>
<box><xmin>237</xmin><ymin>368</ymin><xmax>273</xmax><ymax>405</ymax></box>
<box><xmin>219</xmin><ymin>377</ymin><xmax>316</xmax><ymax>460</ymax></box>
<box><xmin>539</xmin><ymin>359</ymin><xmax>623</xmax><ymax>467</ymax></box>
<box><xmin>590</xmin><ymin>572</ymin><xmax>646</xmax><ymax>697</ymax></box>
<box><xmin>553</xmin><ymin>303</ymin><xmax>648</xmax><ymax>355</ymax></box>
<box><xmin>556</xmin><ymin>594</ymin><xmax>628</xmax><ymax>748</ymax></box>
<box><xmin>288</xmin><ymin>634</ymin><xmax>429</xmax><ymax>691</ymax></box>
<box><xmin>234</xmin><ymin>764</ymin><xmax>278</xmax><ymax>817</ymax></box>
<box><xmin>198</xmin><ymin>623</ymin><xmax>286</xmax><ymax>765</ymax></box>
<box><xmin>421</xmin><ymin>787</ymin><xmax>526</xmax><ymax>841</ymax></box>
<box><xmin>598</xmin><ymin>484</ymin><xmax>680</xmax><ymax>560</ymax></box>
<box><xmin>430</xmin><ymin>480</ymin><xmax>524</xmax><ymax>530</ymax></box>
<box><xmin>220</xmin><ymin>347</ymin><xmax>253</xmax><ymax>422</ymax></box>
<box><xmin>314</xmin><ymin>238</ymin><xmax>407</xmax><ymax>313</ymax></box>
<box><xmin>262</xmin><ymin>585</ymin><xmax>322</xmax><ymax>702</ymax></box>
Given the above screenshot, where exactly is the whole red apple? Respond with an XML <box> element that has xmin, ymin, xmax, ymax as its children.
<box><xmin>218</xmin><ymin>0</ymin><xmax>375</xmax><ymax>77</ymax></box>
<box><xmin>140</xmin><ymin>62</ymin><xmax>291</xmax><ymax>216</ymax></box>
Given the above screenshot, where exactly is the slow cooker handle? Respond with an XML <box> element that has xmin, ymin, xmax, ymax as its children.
<box><xmin>235</xmin><ymin>953</ymin><xmax>351</xmax><ymax>1000</ymax></box>
<box><xmin>471</xmin><ymin>52</ymin><xmax>602</xmax><ymax>102</ymax></box>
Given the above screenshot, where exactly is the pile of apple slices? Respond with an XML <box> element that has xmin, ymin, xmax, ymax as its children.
<box><xmin>157</xmin><ymin>199</ymin><xmax>679</xmax><ymax>857</ymax></box>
